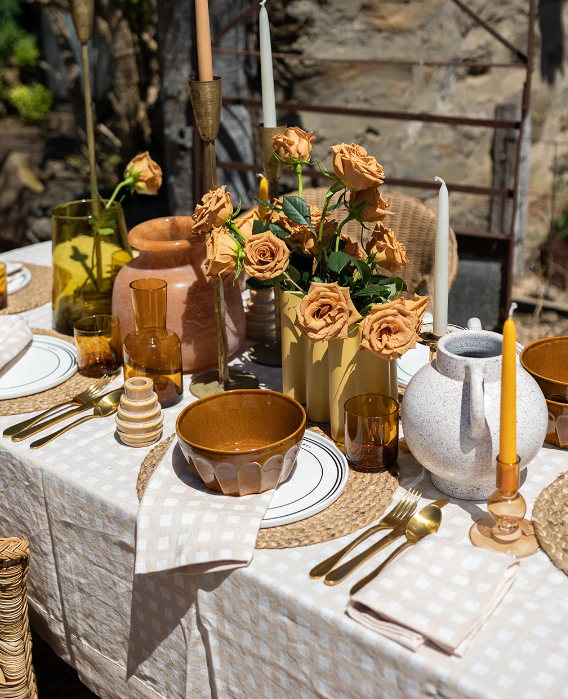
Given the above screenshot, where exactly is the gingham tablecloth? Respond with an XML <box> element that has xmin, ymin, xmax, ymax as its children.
<box><xmin>1</xmin><ymin>243</ymin><xmax>567</xmax><ymax>699</ymax></box>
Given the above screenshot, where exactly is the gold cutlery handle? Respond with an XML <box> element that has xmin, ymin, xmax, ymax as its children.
<box><xmin>350</xmin><ymin>540</ymin><xmax>413</xmax><ymax>596</ymax></box>
<box><xmin>309</xmin><ymin>524</ymin><xmax>389</xmax><ymax>579</ymax></box>
<box><xmin>30</xmin><ymin>414</ymin><xmax>98</xmax><ymax>449</ymax></box>
<box><xmin>12</xmin><ymin>405</ymin><xmax>90</xmax><ymax>442</ymax></box>
<box><xmin>3</xmin><ymin>403</ymin><xmax>74</xmax><ymax>438</ymax></box>
<box><xmin>324</xmin><ymin>528</ymin><xmax>404</xmax><ymax>586</ymax></box>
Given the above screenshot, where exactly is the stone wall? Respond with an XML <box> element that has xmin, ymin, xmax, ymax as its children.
<box><xmin>264</xmin><ymin>0</ymin><xmax>568</xmax><ymax>262</ymax></box>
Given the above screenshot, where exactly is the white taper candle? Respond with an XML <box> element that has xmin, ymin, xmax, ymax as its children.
<box><xmin>433</xmin><ymin>176</ymin><xmax>450</xmax><ymax>336</ymax></box>
<box><xmin>259</xmin><ymin>1</ymin><xmax>277</xmax><ymax>128</ymax></box>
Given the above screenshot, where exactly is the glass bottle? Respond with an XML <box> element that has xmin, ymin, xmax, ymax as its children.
<box><xmin>123</xmin><ymin>279</ymin><xmax>183</xmax><ymax>406</ymax></box>
<box><xmin>52</xmin><ymin>199</ymin><xmax>132</xmax><ymax>334</ymax></box>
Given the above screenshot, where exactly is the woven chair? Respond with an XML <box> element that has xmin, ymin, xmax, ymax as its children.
<box><xmin>298</xmin><ymin>187</ymin><xmax>459</xmax><ymax>304</ymax></box>
<box><xmin>0</xmin><ymin>538</ymin><xmax>37</xmax><ymax>699</ymax></box>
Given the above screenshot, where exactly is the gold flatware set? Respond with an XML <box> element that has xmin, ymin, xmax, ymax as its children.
<box><xmin>310</xmin><ymin>492</ymin><xmax>449</xmax><ymax>595</ymax></box>
<box><xmin>3</xmin><ymin>378</ymin><xmax>123</xmax><ymax>448</ymax></box>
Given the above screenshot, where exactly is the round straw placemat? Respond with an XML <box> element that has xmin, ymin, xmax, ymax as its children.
<box><xmin>0</xmin><ymin>329</ymin><xmax>93</xmax><ymax>417</ymax></box>
<box><xmin>533</xmin><ymin>471</ymin><xmax>568</xmax><ymax>575</ymax></box>
<box><xmin>0</xmin><ymin>264</ymin><xmax>51</xmax><ymax>315</ymax></box>
<box><xmin>136</xmin><ymin>425</ymin><xmax>399</xmax><ymax>549</ymax></box>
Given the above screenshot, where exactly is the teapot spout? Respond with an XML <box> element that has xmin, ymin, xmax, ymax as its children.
<box><xmin>467</xmin><ymin>318</ymin><xmax>482</xmax><ymax>331</ymax></box>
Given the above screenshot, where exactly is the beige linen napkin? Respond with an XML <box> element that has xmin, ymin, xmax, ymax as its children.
<box><xmin>0</xmin><ymin>316</ymin><xmax>33</xmax><ymax>371</ymax></box>
<box><xmin>135</xmin><ymin>441</ymin><xmax>274</xmax><ymax>575</ymax></box>
<box><xmin>347</xmin><ymin>541</ymin><xmax>519</xmax><ymax>656</ymax></box>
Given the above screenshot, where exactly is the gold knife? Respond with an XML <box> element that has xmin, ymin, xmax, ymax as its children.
<box><xmin>324</xmin><ymin>498</ymin><xmax>449</xmax><ymax>586</ymax></box>
<box><xmin>11</xmin><ymin>391</ymin><xmax>116</xmax><ymax>442</ymax></box>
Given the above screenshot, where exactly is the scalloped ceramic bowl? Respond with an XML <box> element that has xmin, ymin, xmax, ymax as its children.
<box><xmin>176</xmin><ymin>389</ymin><xmax>306</xmax><ymax>496</ymax></box>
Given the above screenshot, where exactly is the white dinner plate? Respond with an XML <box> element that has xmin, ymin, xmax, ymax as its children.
<box><xmin>0</xmin><ymin>335</ymin><xmax>77</xmax><ymax>400</ymax></box>
<box><xmin>397</xmin><ymin>340</ymin><xmax>525</xmax><ymax>388</ymax></box>
<box><xmin>6</xmin><ymin>264</ymin><xmax>31</xmax><ymax>295</ymax></box>
<box><xmin>261</xmin><ymin>431</ymin><xmax>349</xmax><ymax>529</ymax></box>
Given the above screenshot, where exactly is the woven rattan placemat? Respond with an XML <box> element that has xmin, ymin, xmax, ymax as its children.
<box><xmin>137</xmin><ymin>427</ymin><xmax>399</xmax><ymax>549</ymax></box>
<box><xmin>0</xmin><ymin>329</ymin><xmax>92</xmax><ymax>417</ymax></box>
<box><xmin>0</xmin><ymin>264</ymin><xmax>51</xmax><ymax>315</ymax></box>
<box><xmin>533</xmin><ymin>471</ymin><xmax>568</xmax><ymax>575</ymax></box>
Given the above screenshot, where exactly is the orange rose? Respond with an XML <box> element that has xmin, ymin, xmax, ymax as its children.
<box><xmin>272</xmin><ymin>127</ymin><xmax>316</xmax><ymax>163</ymax></box>
<box><xmin>192</xmin><ymin>185</ymin><xmax>233</xmax><ymax>234</ymax></box>
<box><xmin>125</xmin><ymin>152</ymin><xmax>162</xmax><ymax>195</ymax></box>
<box><xmin>287</xmin><ymin>206</ymin><xmax>337</xmax><ymax>255</ymax></box>
<box><xmin>366</xmin><ymin>224</ymin><xmax>409</xmax><ymax>272</ymax></box>
<box><xmin>341</xmin><ymin>233</ymin><xmax>366</xmax><ymax>261</ymax></box>
<box><xmin>243</xmin><ymin>232</ymin><xmax>289</xmax><ymax>280</ymax></box>
<box><xmin>331</xmin><ymin>143</ymin><xmax>385</xmax><ymax>191</ymax></box>
<box><xmin>295</xmin><ymin>282</ymin><xmax>362</xmax><ymax>341</ymax></box>
<box><xmin>360</xmin><ymin>295</ymin><xmax>429</xmax><ymax>360</ymax></box>
<box><xmin>349</xmin><ymin>188</ymin><xmax>395</xmax><ymax>223</ymax></box>
<box><xmin>233</xmin><ymin>208</ymin><xmax>262</xmax><ymax>239</ymax></box>
<box><xmin>205</xmin><ymin>227</ymin><xmax>239</xmax><ymax>278</ymax></box>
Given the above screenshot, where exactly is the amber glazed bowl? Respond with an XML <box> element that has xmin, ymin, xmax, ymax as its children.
<box><xmin>176</xmin><ymin>389</ymin><xmax>306</xmax><ymax>496</ymax></box>
<box><xmin>520</xmin><ymin>336</ymin><xmax>568</xmax><ymax>403</ymax></box>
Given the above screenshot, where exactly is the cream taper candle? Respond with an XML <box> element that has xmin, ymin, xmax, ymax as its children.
<box><xmin>259</xmin><ymin>1</ymin><xmax>277</xmax><ymax>128</ymax></box>
<box><xmin>433</xmin><ymin>176</ymin><xmax>449</xmax><ymax>336</ymax></box>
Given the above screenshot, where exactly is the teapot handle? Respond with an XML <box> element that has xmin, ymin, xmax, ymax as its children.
<box><xmin>469</xmin><ymin>363</ymin><xmax>486</xmax><ymax>439</ymax></box>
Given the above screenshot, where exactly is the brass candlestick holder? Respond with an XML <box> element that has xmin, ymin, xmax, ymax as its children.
<box><xmin>248</xmin><ymin>122</ymin><xmax>287</xmax><ymax>367</ymax></box>
<box><xmin>188</xmin><ymin>76</ymin><xmax>259</xmax><ymax>397</ymax></box>
<box><xmin>469</xmin><ymin>456</ymin><xmax>540</xmax><ymax>558</ymax></box>
<box><xmin>417</xmin><ymin>322</ymin><xmax>464</xmax><ymax>361</ymax></box>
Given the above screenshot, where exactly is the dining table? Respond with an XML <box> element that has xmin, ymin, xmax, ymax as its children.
<box><xmin>0</xmin><ymin>241</ymin><xmax>567</xmax><ymax>699</ymax></box>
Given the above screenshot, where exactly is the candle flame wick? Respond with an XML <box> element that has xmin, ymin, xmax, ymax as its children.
<box><xmin>260</xmin><ymin>0</ymin><xmax>266</xmax><ymax>6</ymax></box>
<box><xmin>434</xmin><ymin>176</ymin><xmax>446</xmax><ymax>186</ymax></box>
<box><xmin>508</xmin><ymin>302</ymin><xmax>517</xmax><ymax>318</ymax></box>
<box><xmin>256</xmin><ymin>172</ymin><xmax>264</xmax><ymax>179</ymax></box>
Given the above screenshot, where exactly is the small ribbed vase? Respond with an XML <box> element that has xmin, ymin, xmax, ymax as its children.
<box><xmin>115</xmin><ymin>376</ymin><xmax>164</xmax><ymax>447</ymax></box>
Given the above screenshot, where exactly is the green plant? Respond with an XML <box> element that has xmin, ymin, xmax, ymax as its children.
<box><xmin>7</xmin><ymin>83</ymin><xmax>52</xmax><ymax>123</ymax></box>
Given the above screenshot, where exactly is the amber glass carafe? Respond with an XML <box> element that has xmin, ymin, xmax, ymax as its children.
<box><xmin>123</xmin><ymin>279</ymin><xmax>183</xmax><ymax>405</ymax></box>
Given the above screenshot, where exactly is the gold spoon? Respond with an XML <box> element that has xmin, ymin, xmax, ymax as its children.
<box><xmin>29</xmin><ymin>389</ymin><xmax>123</xmax><ymax>449</ymax></box>
<box><xmin>350</xmin><ymin>504</ymin><xmax>442</xmax><ymax>596</ymax></box>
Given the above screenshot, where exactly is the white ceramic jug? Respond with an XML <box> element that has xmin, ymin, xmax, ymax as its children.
<box><xmin>401</xmin><ymin>318</ymin><xmax>548</xmax><ymax>500</ymax></box>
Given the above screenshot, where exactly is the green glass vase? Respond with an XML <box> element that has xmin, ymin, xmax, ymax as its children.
<box><xmin>52</xmin><ymin>199</ymin><xmax>132</xmax><ymax>334</ymax></box>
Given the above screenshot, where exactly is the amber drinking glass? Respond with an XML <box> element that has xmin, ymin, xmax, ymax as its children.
<box><xmin>74</xmin><ymin>315</ymin><xmax>122</xmax><ymax>376</ymax></box>
<box><xmin>0</xmin><ymin>262</ymin><xmax>6</xmax><ymax>310</ymax></box>
<box><xmin>122</xmin><ymin>279</ymin><xmax>183</xmax><ymax>406</ymax></box>
<box><xmin>344</xmin><ymin>394</ymin><xmax>399</xmax><ymax>471</ymax></box>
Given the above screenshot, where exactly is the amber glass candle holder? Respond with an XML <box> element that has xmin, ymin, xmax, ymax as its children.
<box><xmin>74</xmin><ymin>315</ymin><xmax>121</xmax><ymax>376</ymax></box>
<box><xmin>123</xmin><ymin>279</ymin><xmax>183</xmax><ymax>406</ymax></box>
<box><xmin>344</xmin><ymin>394</ymin><xmax>399</xmax><ymax>471</ymax></box>
<box><xmin>469</xmin><ymin>455</ymin><xmax>540</xmax><ymax>558</ymax></box>
<box><xmin>0</xmin><ymin>262</ymin><xmax>6</xmax><ymax>310</ymax></box>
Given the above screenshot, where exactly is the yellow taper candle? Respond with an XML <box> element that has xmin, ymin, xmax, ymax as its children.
<box><xmin>499</xmin><ymin>302</ymin><xmax>517</xmax><ymax>464</ymax></box>
<box><xmin>258</xmin><ymin>175</ymin><xmax>269</xmax><ymax>220</ymax></box>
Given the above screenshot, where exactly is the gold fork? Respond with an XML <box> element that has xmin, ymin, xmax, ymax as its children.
<box><xmin>3</xmin><ymin>375</ymin><xmax>111</xmax><ymax>438</ymax></box>
<box><xmin>309</xmin><ymin>489</ymin><xmax>421</xmax><ymax>579</ymax></box>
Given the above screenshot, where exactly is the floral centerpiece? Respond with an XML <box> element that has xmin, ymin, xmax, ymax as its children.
<box><xmin>193</xmin><ymin>129</ymin><xmax>428</xmax><ymax>362</ymax></box>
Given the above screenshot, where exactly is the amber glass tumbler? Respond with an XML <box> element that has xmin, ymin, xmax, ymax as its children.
<box><xmin>123</xmin><ymin>279</ymin><xmax>183</xmax><ymax>406</ymax></box>
<box><xmin>344</xmin><ymin>394</ymin><xmax>399</xmax><ymax>471</ymax></box>
<box><xmin>0</xmin><ymin>262</ymin><xmax>6</xmax><ymax>310</ymax></box>
<box><xmin>74</xmin><ymin>315</ymin><xmax>122</xmax><ymax>376</ymax></box>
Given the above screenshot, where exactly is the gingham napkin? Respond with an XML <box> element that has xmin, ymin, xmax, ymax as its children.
<box><xmin>347</xmin><ymin>542</ymin><xmax>520</xmax><ymax>656</ymax></box>
<box><xmin>135</xmin><ymin>441</ymin><xmax>274</xmax><ymax>575</ymax></box>
<box><xmin>0</xmin><ymin>316</ymin><xmax>33</xmax><ymax>371</ymax></box>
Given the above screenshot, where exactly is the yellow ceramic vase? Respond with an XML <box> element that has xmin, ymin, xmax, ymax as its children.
<box><xmin>280</xmin><ymin>290</ymin><xmax>307</xmax><ymax>403</ymax></box>
<box><xmin>329</xmin><ymin>329</ymin><xmax>398</xmax><ymax>443</ymax></box>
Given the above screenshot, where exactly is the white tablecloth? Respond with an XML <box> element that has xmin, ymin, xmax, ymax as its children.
<box><xmin>1</xmin><ymin>243</ymin><xmax>567</xmax><ymax>699</ymax></box>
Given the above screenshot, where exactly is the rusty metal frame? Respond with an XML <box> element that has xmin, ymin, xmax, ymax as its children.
<box><xmin>207</xmin><ymin>0</ymin><xmax>537</xmax><ymax>322</ymax></box>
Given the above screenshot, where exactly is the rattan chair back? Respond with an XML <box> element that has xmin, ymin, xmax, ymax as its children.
<box><xmin>297</xmin><ymin>187</ymin><xmax>459</xmax><ymax>302</ymax></box>
<box><xmin>0</xmin><ymin>538</ymin><xmax>37</xmax><ymax>699</ymax></box>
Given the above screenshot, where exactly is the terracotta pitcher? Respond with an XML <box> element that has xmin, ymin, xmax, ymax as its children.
<box><xmin>112</xmin><ymin>216</ymin><xmax>245</xmax><ymax>373</ymax></box>
<box><xmin>402</xmin><ymin>318</ymin><xmax>548</xmax><ymax>500</ymax></box>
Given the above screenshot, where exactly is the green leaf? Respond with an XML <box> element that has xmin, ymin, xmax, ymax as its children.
<box><xmin>286</xmin><ymin>265</ymin><xmax>301</xmax><ymax>283</ymax></box>
<box><xmin>327</xmin><ymin>251</ymin><xmax>351</xmax><ymax>274</ymax></box>
<box><xmin>97</xmin><ymin>227</ymin><xmax>115</xmax><ymax>236</ymax></box>
<box><xmin>282</xmin><ymin>196</ymin><xmax>311</xmax><ymax>227</ymax></box>
<box><xmin>351</xmin><ymin>283</ymin><xmax>393</xmax><ymax>298</ymax></box>
<box><xmin>252</xmin><ymin>220</ymin><xmax>269</xmax><ymax>234</ymax></box>
<box><xmin>268</xmin><ymin>223</ymin><xmax>290</xmax><ymax>239</ymax></box>
<box><xmin>349</xmin><ymin>257</ymin><xmax>372</xmax><ymax>284</ymax></box>
<box><xmin>246</xmin><ymin>277</ymin><xmax>276</xmax><ymax>291</ymax></box>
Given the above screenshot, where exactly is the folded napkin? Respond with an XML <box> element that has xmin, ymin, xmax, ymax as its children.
<box><xmin>347</xmin><ymin>541</ymin><xmax>519</xmax><ymax>657</ymax></box>
<box><xmin>135</xmin><ymin>441</ymin><xmax>274</xmax><ymax>575</ymax></box>
<box><xmin>0</xmin><ymin>316</ymin><xmax>33</xmax><ymax>371</ymax></box>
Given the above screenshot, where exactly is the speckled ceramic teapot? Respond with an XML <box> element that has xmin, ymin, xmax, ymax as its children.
<box><xmin>402</xmin><ymin>318</ymin><xmax>548</xmax><ymax>500</ymax></box>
